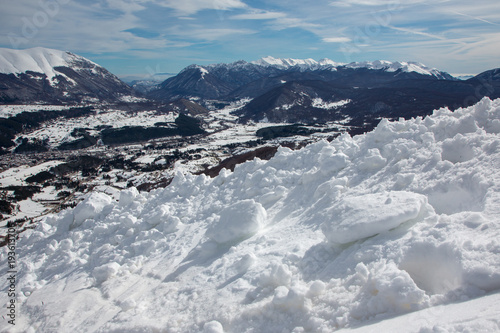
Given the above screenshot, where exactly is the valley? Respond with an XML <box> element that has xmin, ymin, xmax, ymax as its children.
<box><xmin>0</xmin><ymin>98</ymin><xmax>349</xmax><ymax>237</ymax></box>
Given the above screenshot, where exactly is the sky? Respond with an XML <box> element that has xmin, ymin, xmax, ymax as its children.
<box><xmin>0</xmin><ymin>0</ymin><xmax>499</xmax><ymax>78</ymax></box>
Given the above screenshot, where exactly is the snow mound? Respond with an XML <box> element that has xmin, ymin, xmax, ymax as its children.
<box><xmin>2</xmin><ymin>98</ymin><xmax>500</xmax><ymax>332</ymax></box>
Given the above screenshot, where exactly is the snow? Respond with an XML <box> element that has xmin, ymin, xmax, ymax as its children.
<box><xmin>21</xmin><ymin>108</ymin><xmax>177</xmax><ymax>149</ymax></box>
<box><xmin>0</xmin><ymin>161</ymin><xmax>63</xmax><ymax>187</ymax></box>
<box><xmin>1</xmin><ymin>97</ymin><xmax>500</xmax><ymax>332</ymax></box>
<box><xmin>312</xmin><ymin>98</ymin><xmax>351</xmax><ymax>110</ymax></box>
<box><xmin>0</xmin><ymin>104</ymin><xmax>69</xmax><ymax>118</ymax></box>
<box><xmin>199</xmin><ymin>66</ymin><xmax>210</xmax><ymax>79</ymax></box>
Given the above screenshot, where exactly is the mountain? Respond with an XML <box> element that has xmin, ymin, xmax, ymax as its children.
<box><xmin>149</xmin><ymin>65</ymin><xmax>235</xmax><ymax>101</ymax></box>
<box><xmin>235</xmin><ymin>73</ymin><xmax>496</xmax><ymax>126</ymax></box>
<box><xmin>121</xmin><ymin>73</ymin><xmax>177</xmax><ymax>94</ymax></box>
<box><xmin>0</xmin><ymin>47</ymin><xmax>136</xmax><ymax>104</ymax></box>
<box><xmin>147</xmin><ymin>56</ymin><xmax>454</xmax><ymax>102</ymax></box>
<box><xmin>465</xmin><ymin>68</ymin><xmax>500</xmax><ymax>99</ymax></box>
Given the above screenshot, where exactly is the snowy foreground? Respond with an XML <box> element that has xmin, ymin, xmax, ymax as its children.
<box><xmin>2</xmin><ymin>98</ymin><xmax>500</xmax><ymax>332</ymax></box>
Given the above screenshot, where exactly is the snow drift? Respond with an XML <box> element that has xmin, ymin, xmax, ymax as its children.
<box><xmin>2</xmin><ymin>98</ymin><xmax>500</xmax><ymax>332</ymax></box>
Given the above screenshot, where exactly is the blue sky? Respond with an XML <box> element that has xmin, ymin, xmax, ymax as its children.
<box><xmin>1</xmin><ymin>0</ymin><xmax>499</xmax><ymax>78</ymax></box>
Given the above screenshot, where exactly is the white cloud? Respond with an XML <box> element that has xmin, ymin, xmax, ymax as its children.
<box><xmin>268</xmin><ymin>17</ymin><xmax>323</xmax><ymax>31</ymax></box>
<box><xmin>168</xmin><ymin>26</ymin><xmax>256</xmax><ymax>41</ymax></box>
<box><xmin>329</xmin><ymin>0</ymin><xmax>411</xmax><ymax>7</ymax></box>
<box><xmin>323</xmin><ymin>36</ymin><xmax>352</xmax><ymax>43</ymax></box>
<box><xmin>105</xmin><ymin>0</ymin><xmax>146</xmax><ymax>13</ymax></box>
<box><xmin>155</xmin><ymin>0</ymin><xmax>247</xmax><ymax>15</ymax></box>
<box><xmin>0</xmin><ymin>0</ymin><xmax>174</xmax><ymax>53</ymax></box>
<box><xmin>387</xmin><ymin>25</ymin><xmax>449</xmax><ymax>41</ymax></box>
<box><xmin>231</xmin><ymin>11</ymin><xmax>287</xmax><ymax>20</ymax></box>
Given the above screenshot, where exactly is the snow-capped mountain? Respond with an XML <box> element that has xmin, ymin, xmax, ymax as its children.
<box><xmin>0</xmin><ymin>47</ymin><xmax>136</xmax><ymax>104</ymax></box>
<box><xmin>343</xmin><ymin>59</ymin><xmax>452</xmax><ymax>79</ymax></box>
<box><xmin>250</xmin><ymin>56</ymin><xmax>451</xmax><ymax>79</ymax></box>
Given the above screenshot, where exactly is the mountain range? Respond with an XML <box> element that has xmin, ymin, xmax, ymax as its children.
<box><xmin>147</xmin><ymin>56</ymin><xmax>455</xmax><ymax>102</ymax></box>
<box><xmin>1</xmin><ymin>48</ymin><xmax>499</xmax><ymax>131</ymax></box>
<box><xmin>147</xmin><ymin>56</ymin><xmax>499</xmax><ymax>128</ymax></box>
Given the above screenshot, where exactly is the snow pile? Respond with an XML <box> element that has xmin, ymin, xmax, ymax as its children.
<box><xmin>2</xmin><ymin>98</ymin><xmax>500</xmax><ymax>332</ymax></box>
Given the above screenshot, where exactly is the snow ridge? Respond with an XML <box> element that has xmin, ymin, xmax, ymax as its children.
<box><xmin>2</xmin><ymin>98</ymin><xmax>500</xmax><ymax>332</ymax></box>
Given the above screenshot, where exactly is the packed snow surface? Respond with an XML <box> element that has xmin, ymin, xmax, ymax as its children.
<box><xmin>2</xmin><ymin>98</ymin><xmax>500</xmax><ymax>332</ymax></box>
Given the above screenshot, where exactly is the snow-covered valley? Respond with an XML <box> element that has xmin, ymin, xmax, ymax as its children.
<box><xmin>1</xmin><ymin>97</ymin><xmax>499</xmax><ymax>332</ymax></box>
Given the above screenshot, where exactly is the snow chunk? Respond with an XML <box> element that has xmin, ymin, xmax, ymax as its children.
<box><xmin>206</xmin><ymin>199</ymin><xmax>267</xmax><ymax>244</ymax></box>
<box><xmin>119</xmin><ymin>187</ymin><xmax>140</xmax><ymax>207</ymax></box>
<box><xmin>359</xmin><ymin>148</ymin><xmax>387</xmax><ymax>172</ymax></box>
<box><xmin>72</xmin><ymin>192</ymin><xmax>113</xmax><ymax>229</ymax></box>
<box><xmin>352</xmin><ymin>261</ymin><xmax>428</xmax><ymax>318</ymax></box>
<box><xmin>322</xmin><ymin>191</ymin><xmax>431</xmax><ymax>244</ymax></box>
<box><xmin>93</xmin><ymin>262</ymin><xmax>121</xmax><ymax>285</ymax></box>
<box><xmin>441</xmin><ymin>134</ymin><xmax>475</xmax><ymax>163</ymax></box>
<box><xmin>203</xmin><ymin>321</ymin><xmax>224</xmax><ymax>333</ymax></box>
